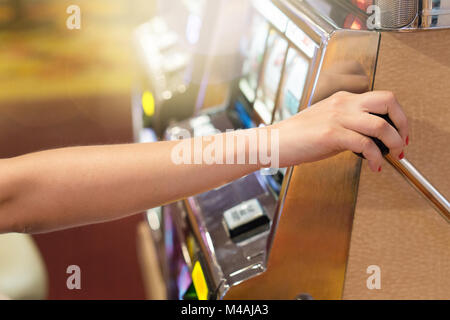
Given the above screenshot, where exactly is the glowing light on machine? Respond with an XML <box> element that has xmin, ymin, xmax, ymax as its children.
<box><xmin>177</xmin><ymin>264</ymin><xmax>192</xmax><ymax>300</ymax></box>
<box><xmin>142</xmin><ymin>91</ymin><xmax>155</xmax><ymax>117</ymax></box>
<box><xmin>186</xmin><ymin>13</ymin><xmax>202</xmax><ymax>45</ymax></box>
<box><xmin>146</xmin><ymin>208</ymin><xmax>161</xmax><ymax>231</ymax></box>
<box><xmin>351</xmin><ymin>0</ymin><xmax>373</xmax><ymax>11</ymax></box>
<box><xmin>192</xmin><ymin>261</ymin><xmax>208</xmax><ymax>300</ymax></box>
<box><xmin>344</xmin><ymin>14</ymin><xmax>364</xmax><ymax>30</ymax></box>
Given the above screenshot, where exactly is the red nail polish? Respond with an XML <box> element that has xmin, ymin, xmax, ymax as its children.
<box><xmin>406</xmin><ymin>136</ymin><xmax>409</xmax><ymax>146</ymax></box>
<box><xmin>399</xmin><ymin>151</ymin><xmax>405</xmax><ymax>160</ymax></box>
<box><xmin>378</xmin><ymin>166</ymin><xmax>382</xmax><ymax>172</ymax></box>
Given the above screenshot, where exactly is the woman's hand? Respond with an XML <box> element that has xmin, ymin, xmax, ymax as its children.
<box><xmin>273</xmin><ymin>91</ymin><xmax>409</xmax><ymax>172</ymax></box>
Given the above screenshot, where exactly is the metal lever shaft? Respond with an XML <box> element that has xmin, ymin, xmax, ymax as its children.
<box><xmin>358</xmin><ymin>113</ymin><xmax>449</xmax><ymax>223</ymax></box>
<box><xmin>385</xmin><ymin>154</ymin><xmax>450</xmax><ymax>223</ymax></box>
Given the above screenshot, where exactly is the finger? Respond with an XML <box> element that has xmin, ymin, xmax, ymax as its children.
<box><xmin>340</xmin><ymin>113</ymin><xmax>405</xmax><ymax>159</ymax></box>
<box><xmin>337</xmin><ymin>128</ymin><xmax>384</xmax><ymax>172</ymax></box>
<box><xmin>357</xmin><ymin>91</ymin><xmax>409</xmax><ymax>144</ymax></box>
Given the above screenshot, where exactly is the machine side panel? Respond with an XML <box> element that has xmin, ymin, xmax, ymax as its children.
<box><xmin>344</xmin><ymin>30</ymin><xmax>450</xmax><ymax>300</ymax></box>
<box><xmin>225</xmin><ymin>30</ymin><xmax>379</xmax><ymax>300</ymax></box>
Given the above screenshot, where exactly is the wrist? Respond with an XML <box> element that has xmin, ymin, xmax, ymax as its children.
<box><xmin>254</xmin><ymin>126</ymin><xmax>280</xmax><ymax>169</ymax></box>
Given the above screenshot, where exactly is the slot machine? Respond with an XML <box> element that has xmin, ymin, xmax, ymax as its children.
<box><xmin>141</xmin><ymin>0</ymin><xmax>450</xmax><ymax>300</ymax></box>
<box><xmin>132</xmin><ymin>0</ymin><xmax>250</xmax><ymax>139</ymax></box>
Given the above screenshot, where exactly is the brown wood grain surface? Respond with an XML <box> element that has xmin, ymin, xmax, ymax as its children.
<box><xmin>344</xmin><ymin>30</ymin><xmax>450</xmax><ymax>300</ymax></box>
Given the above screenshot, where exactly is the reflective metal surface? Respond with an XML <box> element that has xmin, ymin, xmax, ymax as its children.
<box><xmin>226</xmin><ymin>0</ymin><xmax>381</xmax><ymax>300</ymax></box>
<box><xmin>292</xmin><ymin>0</ymin><xmax>420</xmax><ymax>30</ymax></box>
<box><xmin>165</xmin><ymin>107</ymin><xmax>289</xmax><ymax>299</ymax></box>
<box><xmin>186</xmin><ymin>171</ymin><xmax>278</xmax><ymax>299</ymax></box>
<box><xmin>291</xmin><ymin>0</ymin><xmax>450</xmax><ymax>30</ymax></box>
<box><xmin>386</xmin><ymin>155</ymin><xmax>450</xmax><ymax>223</ymax></box>
<box><xmin>422</xmin><ymin>0</ymin><xmax>450</xmax><ymax>28</ymax></box>
<box><xmin>375</xmin><ymin>0</ymin><xmax>419</xmax><ymax>29</ymax></box>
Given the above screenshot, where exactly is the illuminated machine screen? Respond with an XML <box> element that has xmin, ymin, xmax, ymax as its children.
<box><xmin>254</xmin><ymin>30</ymin><xmax>288</xmax><ymax>124</ymax></box>
<box><xmin>239</xmin><ymin>13</ymin><xmax>269</xmax><ymax>103</ymax></box>
<box><xmin>164</xmin><ymin>204</ymin><xmax>203</xmax><ymax>300</ymax></box>
<box><xmin>274</xmin><ymin>48</ymin><xmax>310</xmax><ymax>121</ymax></box>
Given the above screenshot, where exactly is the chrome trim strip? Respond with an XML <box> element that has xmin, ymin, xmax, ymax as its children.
<box><xmin>264</xmin><ymin>166</ymin><xmax>294</xmax><ymax>261</ymax></box>
<box><xmin>422</xmin><ymin>0</ymin><xmax>450</xmax><ymax>10</ymax></box>
<box><xmin>423</xmin><ymin>8</ymin><xmax>450</xmax><ymax>15</ymax></box>
<box><xmin>386</xmin><ymin>155</ymin><xmax>450</xmax><ymax>223</ymax></box>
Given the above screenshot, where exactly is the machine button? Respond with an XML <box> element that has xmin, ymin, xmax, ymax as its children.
<box><xmin>223</xmin><ymin>199</ymin><xmax>270</xmax><ymax>242</ymax></box>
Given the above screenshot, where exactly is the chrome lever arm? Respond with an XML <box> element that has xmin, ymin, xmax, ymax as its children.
<box><xmin>385</xmin><ymin>154</ymin><xmax>450</xmax><ymax>223</ymax></box>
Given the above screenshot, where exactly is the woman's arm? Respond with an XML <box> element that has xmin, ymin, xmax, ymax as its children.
<box><xmin>0</xmin><ymin>136</ymin><xmax>260</xmax><ymax>234</ymax></box>
<box><xmin>0</xmin><ymin>91</ymin><xmax>408</xmax><ymax>234</ymax></box>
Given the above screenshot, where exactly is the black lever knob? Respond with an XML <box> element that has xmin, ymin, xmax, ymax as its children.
<box><xmin>355</xmin><ymin>113</ymin><xmax>397</xmax><ymax>158</ymax></box>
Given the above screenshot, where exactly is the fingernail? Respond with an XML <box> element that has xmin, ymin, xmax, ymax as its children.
<box><xmin>406</xmin><ymin>136</ymin><xmax>409</xmax><ymax>146</ymax></box>
<box><xmin>399</xmin><ymin>151</ymin><xmax>405</xmax><ymax>160</ymax></box>
<box><xmin>378</xmin><ymin>166</ymin><xmax>382</xmax><ymax>172</ymax></box>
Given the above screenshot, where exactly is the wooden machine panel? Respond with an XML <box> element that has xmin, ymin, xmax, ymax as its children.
<box><xmin>344</xmin><ymin>30</ymin><xmax>450</xmax><ymax>299</ymax></box>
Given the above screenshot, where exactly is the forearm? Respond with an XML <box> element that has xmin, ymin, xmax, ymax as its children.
<box><xmin>0</xmin><ymin>128</ymin><xmax>265</xmax><ymax>234</ymax></box>
<box><xmin>0</xmin><ymin>91</ymin><xmax>409</xmax><ymax>234</ymax></box>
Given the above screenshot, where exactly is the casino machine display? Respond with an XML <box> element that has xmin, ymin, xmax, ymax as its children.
<box><xmin>137</xmin><ymin>0</ymin><xmax>450</xmax><ymax>300</ymax></box>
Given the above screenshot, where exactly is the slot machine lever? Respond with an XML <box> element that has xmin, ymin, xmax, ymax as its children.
<box><xmin>357</xmin><ymin>114</ymin><xmax>450</xmax><ymax>223</ymax></box>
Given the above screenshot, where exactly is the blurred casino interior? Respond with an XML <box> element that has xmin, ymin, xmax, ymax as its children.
<box><xmin>0</xmin><ymin>0</ymin><xmax>247</xmax><ymax>300</ymax></box>
<box><xmin>0</xmin><ymin>0</ymin><xmax>155</xmax><ymax>299</ymax></box>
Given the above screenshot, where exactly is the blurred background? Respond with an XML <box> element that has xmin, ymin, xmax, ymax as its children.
<box><xmin>0</xmin><ymin>0</ymin><xmax>249</xmax><ymax>299</ymax></box>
